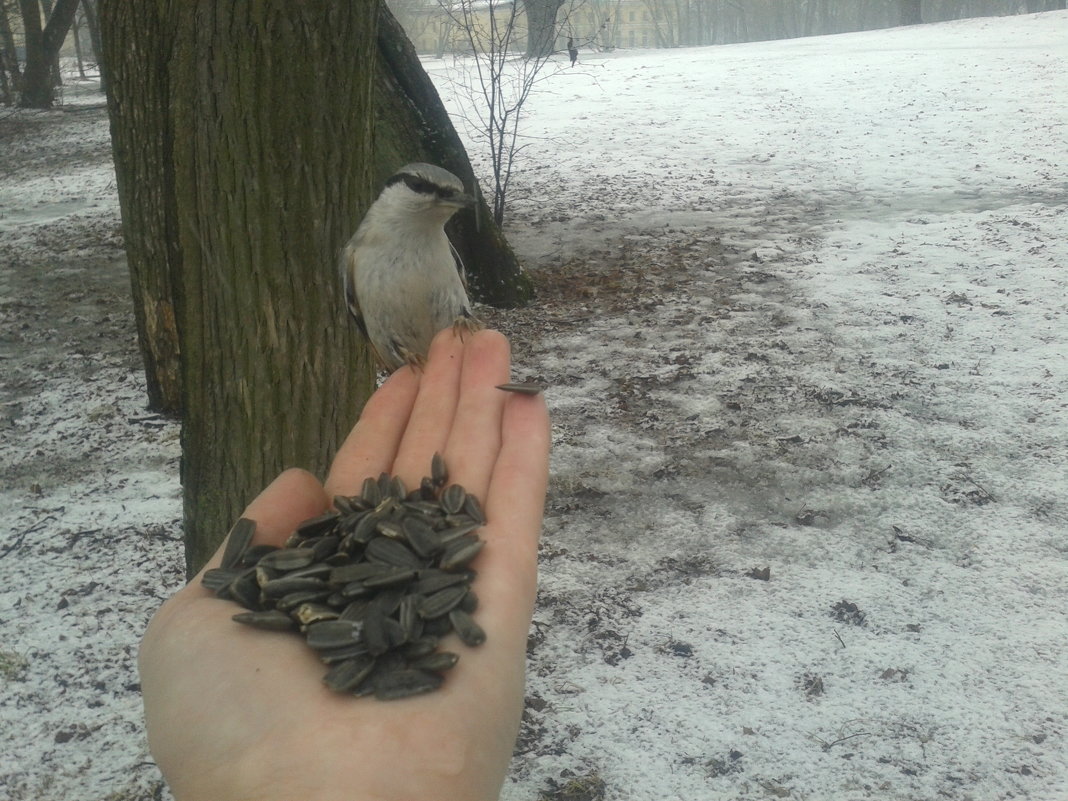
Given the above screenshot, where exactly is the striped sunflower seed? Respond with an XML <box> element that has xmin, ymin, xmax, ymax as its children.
<box><xmin>221</xmin><ymin>518</ymin><xmax>256</xmax><ymax>570</ymax></box>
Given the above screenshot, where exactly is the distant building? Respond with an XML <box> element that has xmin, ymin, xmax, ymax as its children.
<box><xmin>389</xmin><ymin>0</ymin><xmax>663</xmax><ymax>57</ymax></box>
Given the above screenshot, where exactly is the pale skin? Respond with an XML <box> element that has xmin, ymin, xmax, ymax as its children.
<box><xmin>139</xmin><ymin>329</ymin><xmax>550</xmax><ymax>801</ymax></box>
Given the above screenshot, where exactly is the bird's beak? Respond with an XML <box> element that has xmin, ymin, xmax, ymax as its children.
<box><xmin>446</xmin><ymin>193</ymin><xmax>476</xmax><ymax>209</ymax></box>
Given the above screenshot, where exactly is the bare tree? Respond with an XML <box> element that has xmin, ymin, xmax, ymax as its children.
<box><xmin>0</xmin><ymin>1</ymin><xmax>20</xmax><ymax>92</ymax></box>
<box><xmin>896</xmin><ymin>0</ymin><xmax>924</xmax><ymax>24</ymax></box>
<box><xmin>522</xmin><ymin>0</ymin><xmax>566</xmax><ymax>57</ymax></box>
<box><xmin>443</xmin><ymin>0</ymin><xmax>569</xmax><ymax>225</ymax></box>
<box><xmin>17</xmin><ymin>0</ymin><xmax>80</xmax><ymax>107</ymax></box>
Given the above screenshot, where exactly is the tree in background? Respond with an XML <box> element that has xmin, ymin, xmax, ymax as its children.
<box><xmin>442</xmin><ymin>0</ymin><xmax>576</xmax><ymax>225</ymax></box>
<box><xmin>100</xmin><ymin>1</ymin><xmax>380</xmax><ymax>574</ymax></box>
<box><xmin>522</xmin><ymin>0</ymin><xmax>566</xmax><ymax>57</ymax></box>
<box><xmin>17</xmin><ymin>0</ymin><xmax>79</xmax><ymax>107</ymax></box>
<box><xmin>897</xmin><ymin>0</ymin><xmax>924</xmax><ymax>24</ymax></box>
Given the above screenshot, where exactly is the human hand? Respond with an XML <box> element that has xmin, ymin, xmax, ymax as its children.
<box><xmin>139</xmin><ymin>329</ymin><xmax>550</xmax><ymax>801</ymax></box>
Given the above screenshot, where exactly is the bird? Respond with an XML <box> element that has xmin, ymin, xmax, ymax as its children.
<box><xmin>340</xmin><ymin>162</ymin><xmax>483</xmax><ymax>371</ymax></box>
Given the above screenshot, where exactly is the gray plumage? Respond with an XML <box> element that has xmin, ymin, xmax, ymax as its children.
<box><xmin>340</xmin><ymin>163</ymin><xmax>481</xmax><ymax>370</ymax></box>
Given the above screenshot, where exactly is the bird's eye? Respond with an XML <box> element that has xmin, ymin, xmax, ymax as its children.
<box><xmin>403</xmin><ymin>176</ymin><xmax>435</xmax><ymax>195</ymax></box>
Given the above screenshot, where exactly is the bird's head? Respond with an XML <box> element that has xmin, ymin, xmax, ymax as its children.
<box><xmin>378</xmin><ymin>163</ymin><xmax>475</xmax><ymax>227</ymax></box>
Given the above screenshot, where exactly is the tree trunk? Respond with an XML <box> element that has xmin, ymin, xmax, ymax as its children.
<box><xmin>18</xmin><ymin>0</ymin><xmax>80</xmax><ymax>107</ymax></box>
<box><xmin>897</xmin><ymin>0</ymin><xmax>923</xmax><ymax>25</ymax></box>
<box><xmin>71</xmin><ymin>7</ymin><xmax>86</xmax><ymax>79</ymax></box>
<box><xmin>522</xmin><ymin>0</ymin><xmax>564</xmax><ymax>58</ymax></box>
<box><xmin>0</xmin><ymin>3</ymin><xmax>21</xmax><ymax>87</ymax></box>
<box><xmin>81</xmin><ymin>0</ymin><xmax>106</xmax><ymax>93</ymax></box>
<box><xmin>101</xmin><ymin>0</ymin><xmax>380</xmax><ymax>575</ymax></box>
<box><xmin>99</xmin><ymin>0</ymin><xmax>183</xmax><ymax>415</ymax></box>
<box><xmin>375</xmin><ymin>4</ymin><xmax>532</xmax><ymax>307</ymax></box>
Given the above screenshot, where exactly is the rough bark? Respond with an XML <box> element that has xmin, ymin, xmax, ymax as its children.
<box><xmin>897</xmin><ymin>0</ymin><xmax>923</xmax><ymax>25</ymax></box>
<box><xmin>81</xmin><ymin>0</ymin><xmax>106</xmax><ymax>93</ymax></box>
<box><xmin>102</xmin><ymin>0</ymin><xmax>380</xmax><ymax>575</ymax></box>
<box><xmin>0</xmin><ymin>3</ymin><xmax>21</xmax><ymax>86</ymax></box>
<box><xmin>521</xmin><ymin>0</ymin><xmax>565</xmax><ymax>58</ymax></box>
<box><xmin>99</xmin><ymin>0</ymin><xmax>182</xmax><ymax>415</ymax></box>
<box><xmin>375</xmin><ymin>4</ymin><xmax>533</xmax><ymax>307</ymax></box>
<box><xmin>18</xmin><ymin>0</ymin><xmax>80</xmax><ymax>107</ymax></box>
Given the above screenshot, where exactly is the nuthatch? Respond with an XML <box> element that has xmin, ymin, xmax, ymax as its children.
<box><xmin>340</xmin><ymin>163</ymin><xmax>482</xmax><ymax>371</ymax></box>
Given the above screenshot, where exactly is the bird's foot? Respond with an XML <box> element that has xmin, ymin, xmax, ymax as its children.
<box><xmin>452</xmin><ymin>312</ymin><xmax>484</xmax><ymax>342</ymax></box>
<box><xmin>397</xmin><ymin>345</ymin><xmax>427</xmax><ymax>371</ymax></box>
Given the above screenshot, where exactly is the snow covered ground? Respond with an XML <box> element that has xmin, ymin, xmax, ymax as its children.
<box><xmin>2</xmin><ymin>11</ymin><xmax>1067</xmax><ymax>801</ymax></box>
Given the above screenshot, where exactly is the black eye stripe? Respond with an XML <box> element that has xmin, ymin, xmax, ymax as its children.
<box><xmin>385</xmin><ymin>173</ymin><xmax>460</xmax><ymax>200</ymax></box>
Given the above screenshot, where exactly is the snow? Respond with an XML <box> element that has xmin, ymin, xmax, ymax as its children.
<box><xmin>2</xmin><ymin>12</ymin><xmax>1068</xmax><ymax>801</ymax></box>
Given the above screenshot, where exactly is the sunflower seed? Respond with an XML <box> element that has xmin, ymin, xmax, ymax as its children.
<box><xmin>340</xmin><ymin>581</ymin><xmax>371</xmax><ymax>599</ymax></box>
<box><xmin>305</xmin><ymin>619</ymin><xmax>364</xmax><ymax>650</ymax></box>
<box><xmin>401</xmin><ymin>636</ymin><xmax>440</xmax><ymax>659</ymax></box>
<box><xmin>388</xmin><ymin>475</ymin><xmax>407</xmax><ymax>500</ymax></box>
<box><xmin>318</xmin><ymin>642</ymin><xmax>371</xmax><ymax>665</ymax></box>
<box><xmin>330</xmin><ymin>562</ymin><xmax>390</xmax><ymax>585</ymax></box>
<box><xmin>373</xmin><ymin>668</ymin><xmax>443</xmax><ymax>700</ymax></box>
<box><xmin>412</xmin><ymin>569</ymin><xmax>470</xmax><ymax>595</ymax></box>
<box><xmin>311</xmin><ymin>536</ymin><xmax>341</xmax><ymax>563</ymax></box>
<box><xmin>431</xmin><ymin>452</ymin><xmax>448</xmax><ymax>487</ymax></box>
<box><xmin>295</xmin><ymin>510</ymin><xmax>340</xmax><ymax>539</ymax></box>
<box><xmin>438</xmin><ymin>521</ymin><xmax>481</xmax><ymax>545</ymax></box>
<box><xmin>377</xmin><ymin>472</ymin><xmax>392</xmax><ymax>498</ymax></box>
<box><xmin>292</xmin><ymin>603</ymin><xmax>340</xmax><ymax>626</ymax></box>
<box><xmin>227</xmin><ymin>570</ymin><xmax>263</xmax><ymax>610</ymax></box>
<box><xmin>462</xmin><ymin>494</ymin><xmax>486</xmax><ymax>526</ymax></box>
<box><xmin>333</xmin><ymin>495</ymin><xmax>359</xmax><ymax>515</ymax></box>
<box><xmin>439</xmin><ymin>538</ymin><xmax>485</xmax><ymax>571</ymax></box>
<box><xmin>409</xmin><ymin>651</ymin><xmax>459</xmax><ymax>672</ymax></box>
<box><xmin>441</xmin><ymin>484</ymin><xmax>467</xmax><ymax>515</ymax></box>
<box><xmin>232</xmin><ymin>609</ymin><xmax>296</xmax><ymax>631</ymax></box>
<box><xmin>363</xmin><ymin>612</ymin><xmax>390</xmax><ymax>656</ymax></box>
<box><xmin>261</xmin><ymin>575</ymin><xmax>329</xmax><ymax>598</ymax></box>
<box><xmin>398</xmin><ymin>595</ymin><xmax>420</xmax><ymax>640</ymax></box>
<box><xmin>323</xmin><ymin>655</ymin><xmax>376</xmax><ymax>691</ymax></box>
<box><xmin>339</xmin><ymin>598</ymin><xmax>372</xmax><ymax>621</ymax></box>
<box><xmin>276</xmin><ymin>590</ymin><xmax>332</xmax><ymax>611</ymax></box>
<box><xmin>366</xmin><ymin>536</ymin><xmax>421</xmax><ymax>569</ymax></box>
<box><xmin>240</xmin><ymin>544</ymin><xmax>279</xmax><ymax>567</ymax></box>
<box><xmin>221</xmin><ymin>518</ymin><xmax>256</xmax><ymax>569</ymax></box>
<box><xmin>403</xmin><ymin>517</ymin><xmax>441</xmax><ymax>558</ymax></box>
<box><xmin>419</xmin><ymin>476</ymin><xmax>437</xmax><ymax>500</ymax></box>
<box><xmin>449</xmin><ymin>609</ymin><xmax>486</xmax><ymax>647</ymax></box>
<box><xmin>202</xmin><ymin>568</ymin><xmax>239</xmax><ymax>592</ymax></box>
<box><xmin>418</xmin><ymin>585</ymin><xmax>468</xmax><ymax>619</ymax></box>
<box><xmin>362</xmin><ymin>568</ymin><xmax>416</xmax><ymax>589</ymax></box>
<box><xmin>460</xmin><ymin>589</ymin><xmax>478</xmax><ymax>613</ymax></box>
<box><xmin>257</xmin><ymin>547</ymin><xmax>316</xmax><ymax>571</ymax></box>
<box><xmin>255</xmin><ymin>566</ymin><xmax>280</xmax><ymax>587</ymax></box>
<box><xmin>376</xmin><ymin>519</ymin><xmax>407</xmax><ymax>541</ymax></box>
<box><xmin>495</xmin><ymin>381</ymin><xmax>546</xmax><ymax>395</ymax></box>
<box><xmin>365</xmin><ymin>588</ymin><xmax>405</xmax><ymax>618</ymax></box>
<box><xmin>360</xmin><ymin>476</ymin><xmax>381</xmax><ymax>506</ymax></box>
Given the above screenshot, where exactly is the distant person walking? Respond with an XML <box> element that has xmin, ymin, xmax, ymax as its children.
<box><xmin>568</xmin><ymin>37</ymin><xmax>579</xmax><ymax>67</ymax></box>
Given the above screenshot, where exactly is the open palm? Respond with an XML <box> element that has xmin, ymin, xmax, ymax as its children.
<box><xmin>139</xmin><ymin>330</ymin><xmax>550</xmax><ymax>801</ymax></box>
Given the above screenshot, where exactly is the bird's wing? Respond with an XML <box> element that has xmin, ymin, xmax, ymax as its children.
<box><xmin>449</xmin><ymin>239</ymin><xmax>470</xmax><ymax>293</ymax></box>
<box><xmin>340</xmin><ymin>242</ymin><xmax>395</xmax><ymax>371</ymax></box>
<box><xmin>340</xmin><ymin>243</ymin><xmax>370</xmax><ymax>340</ymax></box>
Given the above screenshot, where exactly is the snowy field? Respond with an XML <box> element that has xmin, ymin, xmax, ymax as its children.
<box><xmin>2</xmin><ymin>11</ymin><xmax>1067</xmax><ymax>801</ymax></box>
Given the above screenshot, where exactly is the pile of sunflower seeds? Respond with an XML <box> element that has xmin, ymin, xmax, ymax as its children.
<box><xmin>201</xmin><ymin>453</ymin><xmax>486</xmax><ymax>700</ymax></box>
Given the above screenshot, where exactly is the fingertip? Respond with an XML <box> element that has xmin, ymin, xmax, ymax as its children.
<box><xmin>243</xmin><ymin>468</ymin><xmax>330</xmax><ymax>544</ymax></box>
<box><xmin>468</xmin><ymin>328</ymin><xmax>510</xmax><ymax>359</ymax></box>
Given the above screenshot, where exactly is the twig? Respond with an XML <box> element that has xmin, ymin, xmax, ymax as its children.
<box><xmin>0</xmin><ymin>516</ymin><xmax>55</xmax><ymax>558</ymax></box>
